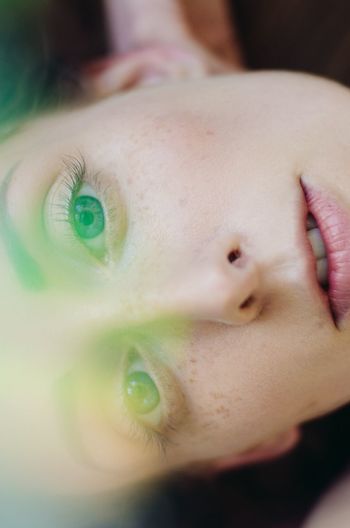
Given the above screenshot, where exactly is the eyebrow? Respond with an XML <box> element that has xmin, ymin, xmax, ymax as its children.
<box><xmin>0</xmin><ymin>164</ymin><xmax>46</xmax><ymax>290</ymax></box>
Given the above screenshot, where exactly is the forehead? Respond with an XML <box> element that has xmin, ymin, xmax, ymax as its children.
<box><xmin>2</xmin><ymin>71</ymin><xmax>347</xmax><ymax>164</ymax></box>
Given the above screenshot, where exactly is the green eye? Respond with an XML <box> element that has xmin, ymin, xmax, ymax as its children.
<box><xmin>125</xmin><ymin>371</ymin><xmax>160</xmax><ymax>415</ymax></box>
<box><xmin>72</xmin><ymin>195</ymin><xmax>105</xmax><ymax>239</ymax></box>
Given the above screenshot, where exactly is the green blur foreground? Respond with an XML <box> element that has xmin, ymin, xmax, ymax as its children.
<box><xmin>0</xmin><ymin>4</ymin><xmax>187</xmax><ymax>526</ymax></box>
<box><xmin>0</xmin><ymin>163</ymin><xmax>188</xmax><ymax>524</ymax></box>
<box><xmin>0</xmin><ymin>0</ymin><xmax>74</xmax><ymax>143</ymax></box>
<box><xmin>0</xmin><ymin>299</ymin><xmax>187</xmax><ymax>527</ymax></box>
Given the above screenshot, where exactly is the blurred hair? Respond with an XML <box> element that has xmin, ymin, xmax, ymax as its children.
<box><xmin>0</xmin><ymin>0</ymin><xmax>90</xmax><ymax>143</ymax></box>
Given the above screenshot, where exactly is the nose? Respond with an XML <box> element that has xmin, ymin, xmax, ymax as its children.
<box><xmin>168</xmin><ymin>240</ymin><xmax>264</xmax><ymax>326</ymax></box>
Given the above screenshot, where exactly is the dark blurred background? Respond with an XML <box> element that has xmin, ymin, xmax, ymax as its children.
<box><xmin>2</xmin><ymin>1</ymin><xmax>350</xmax><ymax>526</ymax></box>
<box><xmin>235</xmin><ymin>0</ymin><xmax>350</xmax><ymax>86</ymax></box>
<box><xmin>3</xmin><ymin>0</ymin><xmax>350</xmax><ymax>119</ymax></box>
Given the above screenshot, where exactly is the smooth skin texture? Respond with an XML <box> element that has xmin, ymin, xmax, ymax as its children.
<box><xmin>2</xmin><ymin>71</ymin><xmax>350</xmax><ymax>515</ymax></box>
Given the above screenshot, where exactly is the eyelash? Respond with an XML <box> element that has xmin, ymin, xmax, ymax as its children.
<box><xmin>46</xmin><ymin>154</ymin><xmax>124</xmax><ymax>263</ymax></box>
<box><xmin>59</xmin><ymin>155</ymin><xmax>105</xmax><ymax>233</ymax></box>
<box><xmin>60</xmin><ymin>155</ymin><xmax>113</xmax><ymax>209</ymax></box>
<box><xmin>126</xmin><ymin>411</ymin><xmax>173</xmax><ymax>457</ymax></box>
<box><xmin>47</xmin><ymin>155</ymin><xmax>99</xmax><ymax>242</ymax></box>
<box><xmin>111</xmin><ymin>346</ymin><xmax>181</xmax><ymax>457</ymax></box>
<box><xmin>60</xmin><ymin>155</ymin><xmax>86</xmax><ymax>204</ymax></box>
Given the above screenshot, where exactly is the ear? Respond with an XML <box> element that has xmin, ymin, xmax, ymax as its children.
<box><xmin>81</xmin><ymin>42</ymin><xmax>233</xmax><ymax>98</ymax></box>
<box><xmin>208</xmin><ymin>427</ymin><xmax>300</xmax><ymax>473</ymax></box>
<box><xmin>82</xmin><ymin>49</ymin><xmax>171</xmax><ymax>97</ymax></box>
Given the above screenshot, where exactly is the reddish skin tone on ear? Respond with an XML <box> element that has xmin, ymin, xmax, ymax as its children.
<box><xmin>84</xmin><ymin>0</ymin><xmax>243</xmax><ymax>96</ymax></box>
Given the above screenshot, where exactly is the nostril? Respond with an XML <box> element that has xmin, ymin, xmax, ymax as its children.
<box><xmin>239</xmin><ymin>295</ymin><xmax>255</xmax><ymax>310</ymax></box>
<box><xmin>227</xmin><ymin>248</ymin><xmax>241</xmax><ymax>263</ymax></box>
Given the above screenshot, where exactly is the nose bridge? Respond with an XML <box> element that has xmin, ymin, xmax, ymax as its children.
<box><xmin>166</xmin><ymin>236</ymin><xmax>264</xmax><ymax>326</ymax></box>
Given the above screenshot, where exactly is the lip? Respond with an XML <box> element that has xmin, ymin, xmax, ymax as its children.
<box><xmin>301</xmin><ymin>179</ymin><xmax>350</xmax><ymax>327</ymax></box>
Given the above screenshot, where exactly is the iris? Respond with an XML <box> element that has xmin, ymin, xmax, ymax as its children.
<box><xmin>72</xmin><ymin>195</ymin><xmax>105</xmax><ymax>239</ymax></box>
<box><xmin>125</xmin><ymin>371</ymin><xmax>160</xmax><ymax>415</ymax></box>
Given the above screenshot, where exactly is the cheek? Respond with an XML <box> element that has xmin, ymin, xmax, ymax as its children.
<box><xmin>176</xmin><ymin>320</ymin><xmax>342</xmax><ymax>458</ymax></box>
<box><xmin>174</xmin><ymin>330</ymin><xmax>277</xmax><ymax>456</ymax></box>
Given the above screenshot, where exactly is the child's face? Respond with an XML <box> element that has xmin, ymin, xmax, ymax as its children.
<box><xmin>2</xmin><ymin>71</ymin><xmax>350</xmax><ymax>495</ymax></box>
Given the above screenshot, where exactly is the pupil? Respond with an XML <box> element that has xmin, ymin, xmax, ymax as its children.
<box><xmin>79</xmin><ymin>210</ymin><xmax>94</xmax><ymax>226</ymax></box>
<box><xmin>72</xmin><ymin>195</ymin><xmax>105</xmax><ymax>239</ymax></box>
<box><xmin>125</xmin><ymin>371</ymin><xmax>160</xmax><ymax>415</ymax></box>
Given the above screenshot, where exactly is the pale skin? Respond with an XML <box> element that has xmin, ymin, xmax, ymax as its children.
<box><xmin>3</xmin><ymin>2</ymin><xmax>350</xmax><ymax>527</ymax></box>
<box><xmin>3</xmin><ymin>71</ymin><xmax>350</xmax><ymax>526</ymax></box>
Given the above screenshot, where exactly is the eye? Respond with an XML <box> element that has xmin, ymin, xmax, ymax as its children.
<box><xmin>69</xmin><ymin>183</ymin><xmax>107</xmax><ymax>258</ymax></box>
<box><xmin>122</xmin><ymin>351</ymin><xmax>163</xmax><ymax>431</ymax></box>
<box><xmin>45</xmin><ymin>156</ymin><xmax>127</xmax><ymax>265</ymax></box>
<box><xmin>125</xmin><ymin>371</ymin><xmax>160</xmax><ymax>415</ymax></box>
<box><xmin>72</xmin><ymin>194</ymin><xmax>105</xmax><ymax>240</ymax></box>
<box><xmin>65</xmin><ymin>332</ymin><xmax>187</xmax><ymax>461</ymax></box>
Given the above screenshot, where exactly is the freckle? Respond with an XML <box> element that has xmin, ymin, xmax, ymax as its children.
<box><xmin>202</xmin><ymin>421</ymin><xmax>215</xmax><ymax>430</ymax></box>
<box><xmin>178</xmin><ymin>198</ymin><xmax>187</xmax><ymax>207</ymax></box>
<box><xmin>190</xmin><ymin>359</ymin><xmax>197</xmax><ymax>364</ymax></box>
<box><xmin>206</xmin><ymin>129</ymin><xmax>214</xmax><ymax>136</ymax></box>
<box><xmin>210</xmin><ymin>392</ymin><xmax>225</xmax><ymax>400</ymax></box>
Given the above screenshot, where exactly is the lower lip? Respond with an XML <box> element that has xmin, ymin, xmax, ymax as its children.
<box><xmin>301</xmin><ymin>180</ymin><xmax>350</xmax><ymax>326</ymax></box>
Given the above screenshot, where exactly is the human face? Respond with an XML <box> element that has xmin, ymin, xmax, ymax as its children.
<box><xmin>2</xmin><ymin>71</ymin><xmax>350</xmax><ymax>496</ymax></box>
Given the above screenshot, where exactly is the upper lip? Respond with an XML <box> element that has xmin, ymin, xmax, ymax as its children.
<box><xmin>301</xmin><ymin>179</ymin><xmax>350</xmax><ymax>328</ymax></box>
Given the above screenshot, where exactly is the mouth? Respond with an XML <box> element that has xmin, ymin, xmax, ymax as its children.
<box><xmin>301</xmin><ymin>179</ymin><xmax>350</xmax><ymax>328</ymax></box>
